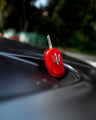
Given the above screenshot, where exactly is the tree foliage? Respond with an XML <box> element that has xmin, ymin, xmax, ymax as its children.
<box><xmin>0</xmin><ymin>0</ymin><xmax>12</xmax><ymax>31</ymax></box>
<box><xmin>0</xmin><ymin>0</ymin><xmax>96</xmax><ymax>52</ymax></box>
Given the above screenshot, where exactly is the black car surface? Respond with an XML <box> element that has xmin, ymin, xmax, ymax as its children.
<box><xmin>0</xmin><ymin>37</ymin><xmax>96</xmax><ymax>120</ymax></box>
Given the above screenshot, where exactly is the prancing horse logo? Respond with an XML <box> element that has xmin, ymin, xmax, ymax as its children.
<box><xmin>52</xmin><ymin>53</ymin><xmax>60</xmax><ymax>65</ymax></box>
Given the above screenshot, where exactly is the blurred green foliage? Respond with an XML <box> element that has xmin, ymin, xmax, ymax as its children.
<box><xmin>0</xmin><ymin>0</ymin><xmax>96</xmax><ymax>53</ymax></box>
<box><xmin>0</xmin><ymin>0</ymin><xmax>12</xmax><ymax>31</ymax></box>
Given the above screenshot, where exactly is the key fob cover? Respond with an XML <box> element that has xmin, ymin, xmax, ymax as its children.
<box><xmin>44</xmin><ymin>48</ymin><xmax>65</xmax><ymax>77</ymax></box>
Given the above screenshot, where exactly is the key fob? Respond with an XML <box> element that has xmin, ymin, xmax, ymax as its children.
<box><xmin>44</xmin><ymin>48</ymin><xmax>65</xmax><ymax>77</ymax></box>
<box><xmin>44</xmin><ymin>35</ymin><xmax>65</xmax><ymax>77</ymax></box>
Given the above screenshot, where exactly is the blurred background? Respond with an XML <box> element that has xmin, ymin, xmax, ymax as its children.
<box><xmin>0</xmin><ymin>0</ymin><xmax>96</xmax><ymax>55</ymax></box>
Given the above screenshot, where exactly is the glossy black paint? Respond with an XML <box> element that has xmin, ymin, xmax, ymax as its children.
<box><xmin>0</xmin><ymin>37</ymin><xmax>96</xmax><ymax>120</ymax></box>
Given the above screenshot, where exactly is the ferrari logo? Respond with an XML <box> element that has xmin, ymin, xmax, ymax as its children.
<box><xmin>52</xmin><ymin>53</ymin><xmax>60</xmax><ymax>65</ymax></box>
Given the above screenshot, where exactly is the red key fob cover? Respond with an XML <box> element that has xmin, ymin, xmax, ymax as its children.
<box><xmin>44</xmin><ymin>48</ymin><xmax>65</xmax><ymax>77</ymax></box>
